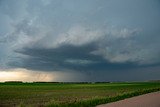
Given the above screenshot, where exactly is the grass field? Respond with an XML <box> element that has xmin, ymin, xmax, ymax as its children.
<box><xmin>0</xmin><ymin>82</ymin><xmax>160</xmax><ymax>107</ymax></box>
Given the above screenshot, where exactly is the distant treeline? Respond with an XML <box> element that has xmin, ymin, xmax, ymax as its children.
<box><xmin>2</xmin><ymin>81</ymin><xmax>111</xmax><ymax>84</ymax></box>
<box><xmin>2</xmin><ymin>80</ymin><xmax>160</xmax><ymax>84</ymax></box>
<box><xmin>4</xmin><ymin>81</ymin><xmax>23</xmax><ymax>83</ymax></box>
<box><xmin>149</xmin><ymin>80</ymin><xmax>160</xmax><ymax>82</ymax></box>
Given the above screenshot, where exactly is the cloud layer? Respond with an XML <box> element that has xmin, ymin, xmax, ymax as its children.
<box><xmin>0</xmin><ymin>0</ymin><xmax>160</xmax><ymax>81</ymax></box>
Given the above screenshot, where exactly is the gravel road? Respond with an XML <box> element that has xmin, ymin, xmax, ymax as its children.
<box><xmin>97</xmin><ymin>91</ymin><xmax>160</xmax><ymax>107</ymax></box>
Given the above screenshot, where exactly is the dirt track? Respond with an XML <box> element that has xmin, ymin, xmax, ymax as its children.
<box><xmin>97</xmin><ymin>91</ymin><xmax>160</xmax><ymax>107</ymax></box>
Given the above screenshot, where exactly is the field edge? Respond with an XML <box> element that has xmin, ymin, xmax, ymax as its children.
<box><xmin>45</xmin><ymin>88</ymin><xmax>160</xmax><ymax>107</ymax></box>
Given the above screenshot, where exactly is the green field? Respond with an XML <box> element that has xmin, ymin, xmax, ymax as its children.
<box><xmin>0</xmin><ymin>82</ymin><xmax>160</xmax><ymax>107</ymax></box>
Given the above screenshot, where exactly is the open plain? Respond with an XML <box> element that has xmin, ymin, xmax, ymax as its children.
<box><xmin>0</xmin><ymin>82</ymin><xmax>160</xmax><ymax>107</ymax></box>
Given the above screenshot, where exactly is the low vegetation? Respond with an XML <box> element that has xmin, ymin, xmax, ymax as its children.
<box><xmin>0</xmin><ymin>82</ymin><xmax>160</xmax><ymax>107</ymax></box>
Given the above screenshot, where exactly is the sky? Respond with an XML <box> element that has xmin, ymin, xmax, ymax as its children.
<box><xmin>0</xmin><ymin>0</ymin><xmax>160</xmax><ymax>82</ymax></box>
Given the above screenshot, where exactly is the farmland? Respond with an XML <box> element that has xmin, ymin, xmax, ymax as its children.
<box><xmin>0</xmin><ymin>82</ymin><xmax>160</xmax><ymax>107</ymax></box>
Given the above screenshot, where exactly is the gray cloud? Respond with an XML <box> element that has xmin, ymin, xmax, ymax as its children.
<box><xmin>0</xmin><ymin>0</ymin><xmax>160</xmax><ymax>81</ymax></box>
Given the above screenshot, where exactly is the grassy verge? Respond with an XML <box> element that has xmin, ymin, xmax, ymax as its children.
<box><xmin>46</xmin><ymin>88</ymin><xmax>160</xmax><ymax>107</ymax></box>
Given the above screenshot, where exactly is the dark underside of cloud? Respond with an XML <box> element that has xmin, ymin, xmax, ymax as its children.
<box><xmin>11</xmin><ymin>43</ymin><xmax>155</xmax><ymax>72</ymax></box>
<box><xmin>8</xmin><ymin>43</ymin><xmax>160</xmax><ymax>82</ymax></box>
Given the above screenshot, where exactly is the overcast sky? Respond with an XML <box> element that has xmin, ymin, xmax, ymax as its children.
<box><xmin>0</xmin><ymin>0</ymin><xmax>160</xmax><ymax>82</ymax></box>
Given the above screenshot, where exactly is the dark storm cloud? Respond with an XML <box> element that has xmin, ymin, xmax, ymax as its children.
<box><xmin>12</xmin><ymin>43</ymin><xmax>145</xmax><ymax>72</ymax></box>
<box><xmin>13</xmin><ymin>43</ymin><xmax>99</xmax><ymax>71</ymax></box>
<box><xmin>0</xmin><ymin>0</ymin><xmax>160</xmax><ymax>81</ymax></box>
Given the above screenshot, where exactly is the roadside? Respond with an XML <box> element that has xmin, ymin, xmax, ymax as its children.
<box><xmin>97</xmin><ymin>91</ymin><xmax>160</xmax><ymax>107</ymax></box>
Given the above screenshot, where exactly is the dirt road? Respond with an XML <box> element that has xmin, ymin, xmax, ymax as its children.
<box><xmin>97</xmin><ymin>91</ymin><xmax>160</xmax><ymax>107</ymax></box>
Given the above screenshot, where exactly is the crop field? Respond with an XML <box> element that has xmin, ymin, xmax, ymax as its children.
<box><xmin>0</xmin><ymin>82</ymin><xmax>160</xmax><ymax>107</ymax></box>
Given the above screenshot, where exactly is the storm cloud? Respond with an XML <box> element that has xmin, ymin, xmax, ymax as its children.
<box><xmin>0</xmin><ymin>0</ymin><xmax>160</xmax><ymax>81</ymax></box>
